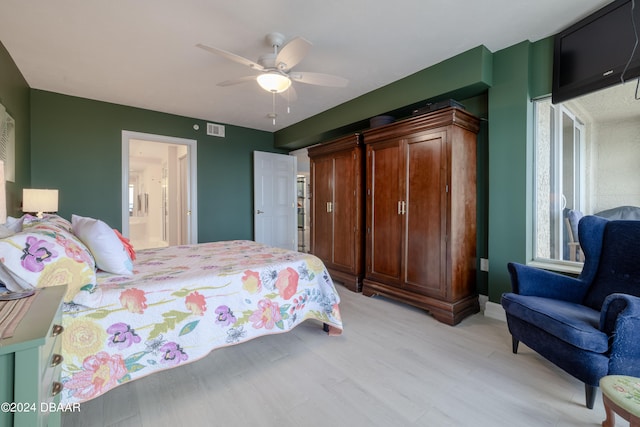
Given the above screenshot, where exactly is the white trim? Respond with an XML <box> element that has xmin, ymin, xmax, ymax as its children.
<box><xmin>121</xmin><ymin>131</ymin><xmax>198</xmax><ymax>244</ymax></box>
<box><xmin>484</xmin><ymin>301</ymin><xmax>507</xmax><ymax>322</ymax></box>
<box><xmin>527</xmin><ymin>260</ymin><xmax>581</xmax><ymax>275</ymax></box>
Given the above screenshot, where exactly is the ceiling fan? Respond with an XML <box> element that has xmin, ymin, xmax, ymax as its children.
<box><xmin>196</xmin><ymin>32</ymin><xmax>348</xmax><ymax>95</ymax></box>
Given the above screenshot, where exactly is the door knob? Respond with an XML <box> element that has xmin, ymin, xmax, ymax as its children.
<box><xmin>257</xmin><ymin>210</ymin><xmax>264</xmax><ymax>214</ymax></box>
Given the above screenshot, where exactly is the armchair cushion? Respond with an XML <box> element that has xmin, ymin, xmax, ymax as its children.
<box><xmin>507</xmin><ymin>262</ymin><xmax>590</xmax><ymax>303</ymax></box>
<box><xmin>583</xmin><ymin>220</ymin><xmax>640</xmax><ymax>310</ymax></box>
<box><xmin>501</xmin><ymin>293</ymin><xmax>607</xmax><ymax>352</ymax></box>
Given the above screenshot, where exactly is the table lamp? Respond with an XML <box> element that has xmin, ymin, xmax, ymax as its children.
<box><xmin>22</xmin><ymin>188</ymin><xmax>59</xmax><ymax>218</ymax></box>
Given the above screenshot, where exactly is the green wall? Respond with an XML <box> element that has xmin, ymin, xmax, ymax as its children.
<box><xmin>30</xmin><ymin>90</ymin><xmax>284</xmax><ymax>242</ymax></box>
<box><xmin>0</xmin><ymin>41</ymin><xmax>31</xmax><ymax>215</ymax></box>
<box><xmin>485</xmin><ymin>39</ymin><xmax>555</xmax><ymax>302</ymax></box>
<box><xmin>486</xmin><ymin>42</ymin><xmax>534</xmax><ymax>302</ymax></box>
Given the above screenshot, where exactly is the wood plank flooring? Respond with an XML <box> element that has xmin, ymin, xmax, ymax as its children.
<box><xmin>63</xmin><ymin>286</ymin><xmax>626</xmax><ymax>426</ymax></box>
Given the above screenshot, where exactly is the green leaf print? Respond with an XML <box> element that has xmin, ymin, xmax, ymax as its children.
<box><xmin>124</xmin><ymin>351</ymin><xmax>147</xmax><ymax>365</ymax></box>
<box><xmin>179</xmin><ymin>320</ymin><xmax>200</xmax><ymax>336</ymax></box>
<box><xmin>79</xmin><ymin>283</ymin><xmax>95</xmax><ymax>292</ymax></box>
<box><xmin>171</xmin><ymin>288</ymin><xmax>196</xmax><ymax>298</ymax></box>
<box><xmin>171</xmin><ymin>284</ymin><xmax>232</xmax><ymax>298</ymax></box>
<box><xmin>233</xmin><ymin>310</ymin><xmax>254</xmax><ymax>327</ymax></box>
<box><xmin>148</xmin><ymin>310</ymin><xmax>192</xmax><ymax>340</ymax></box>
<box><xmin>280</xmin><ymin>304</ymin><xmax>291</xmax><ymax>320</ymax></box>
<box><xmin>127</xmin><ymin>363</ymin><xmax>146</xmax><ymax>373</ymax></box>
<box><xmin>85</xmin><ymin>309</ymin><xmax>113</xmax><ymax>320</ymax></box>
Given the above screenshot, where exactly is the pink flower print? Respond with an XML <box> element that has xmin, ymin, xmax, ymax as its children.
<box><xmin>57</xmin><ymin>236</ymin><xmax>93</xmax><ymax>265</ymax></box>
<box><xmin>185</xmin><ymin>291</ymin><xmax>207</xmax><ymax>316</ymax></box>
<box><xmin>290</xmin><ymin>294</ymin><xmax>308</xmax><ymax>315</ymax></box>
<box><xmin>275</xmin><ymin>267</ymin><xmax>299</xmax><ymax>300</ymax></box>
<box><xmin>249</xmin><ymin>299</ymin><xmax>281</xmax><ymax>329</ymax></box>
<box><xmin>64</xmin><ymin>352</ymin><xmax>127</xmax><ymax>401</ymax></box>
<box><xmin>107</xmin><ymin>323</ymin><xmax>142</xmax><ymax>350</ymax></box>
<box><xmin>242</xmin><ymin>270</ymin><xmax>262</xmax><ymax>294</ymax></box>
<box><xmin>214</xmin><ymin>305</ymin><xmax>236</xmax><ymax>326</ymax></box>
<box><xmin>160</xmin><ymin>342</ymin><xmax>188</xmax><ymax>365</ymax></box>
<box><xmin>119</xmin><ymin>288</ymin><xmax>148</xmax><ymax>314</ymax></box>
<box><xmin>20</xmin><ymin>236</ymin><xmax>57</xmax><ymax>272</ymax></box>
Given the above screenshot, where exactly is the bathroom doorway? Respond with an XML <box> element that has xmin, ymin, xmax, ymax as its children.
<box><xmin>121</xmin><ymin>131</ymin><xmax>198</xmax><ymax>249</ymax></box>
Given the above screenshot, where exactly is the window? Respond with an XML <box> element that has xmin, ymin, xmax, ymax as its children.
<box><xmin>533</xmin><ymin>97</ymin><xmax>585</xmax><ymax>264</ymax></box>
<box><xmin>533</xmin><ymin>83</ymin><xmax>640</xmax><ymax>268</ymax></box>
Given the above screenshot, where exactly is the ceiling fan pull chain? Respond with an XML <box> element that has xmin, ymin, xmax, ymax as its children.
<box><xmin>272</xmin><ymin>92</ymin><xmax>277</xmax><ymax>125</ymax></box>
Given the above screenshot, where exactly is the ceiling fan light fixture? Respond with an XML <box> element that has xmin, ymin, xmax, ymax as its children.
<box><xmin>257</xmin><ymin>73</ymin><xmax>291</xmax><ymax>93</ymax></box>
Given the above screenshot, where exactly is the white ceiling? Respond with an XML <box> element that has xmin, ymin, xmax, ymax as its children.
<box><xmin>0</xmin><ymin>0</ymin><xmax>611</xmax><ymax>132</ymax></box>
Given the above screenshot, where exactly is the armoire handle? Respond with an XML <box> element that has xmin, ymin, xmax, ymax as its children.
<box><xmin>398</xmin><ymin>201</ymin><xmax>406</xmax><ymax>215</ymax></box>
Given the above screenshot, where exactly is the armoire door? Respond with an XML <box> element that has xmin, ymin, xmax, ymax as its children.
<box><xmin>367</xmin><ymin>139</ymin><xmax>403</xmax><ymax>285</ymax></box>
<box><xmin>403</xmin><ymin>131</ymin><xmax>448</xmax><ymax>297</ymax></box>
<box><xmin>332</xmin><ymin>150</ymin><xmax>357</xmax><ymax>272</ymax></box>
<box><xmin>311</xmin><ymin>156</ymin><xmax>334</xmax><ymax>262</ymax></box>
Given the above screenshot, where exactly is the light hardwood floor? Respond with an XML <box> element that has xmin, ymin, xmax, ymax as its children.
<box><xmin>63</xmin><ymin>286</ymin><xmax>626</xmax><ymax>427</ymax></box>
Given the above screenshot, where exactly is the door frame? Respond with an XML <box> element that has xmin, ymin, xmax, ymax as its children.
<box><xmin>121</xmin><ymin>130</ymin><xmax>198</xmax><ymax>244</ymax></box>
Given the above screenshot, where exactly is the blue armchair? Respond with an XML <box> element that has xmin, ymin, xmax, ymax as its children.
<box><xmin>501</xmin><ymin>215</ymin><xmax>640</xmax><ymax>409</ymax></box>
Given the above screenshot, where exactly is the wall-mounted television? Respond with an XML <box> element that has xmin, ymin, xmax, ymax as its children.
<box><xmin>552</xmin><ymin>0</ymin><xmax>640</xmax><ymax>104</ymax></box>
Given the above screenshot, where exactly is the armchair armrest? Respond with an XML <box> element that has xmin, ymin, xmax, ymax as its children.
<box><xmin>601</xmin><ymin>293</ymin><xmax>640</xmax><ymax>375</ymax></box>
<box><xmin>507</xmin><ymin>262</ymin><xmax>590</xmax><ymax>303</ymax></box>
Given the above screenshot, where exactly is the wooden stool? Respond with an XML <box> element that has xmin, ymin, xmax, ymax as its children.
<box><xmin>600</xmin><ymin>375</ymin><xmax>640</xmax><ymax>427</ymax></box>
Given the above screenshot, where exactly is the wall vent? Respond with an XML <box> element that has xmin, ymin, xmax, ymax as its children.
<box><xmin>207</xmin><ymin>123</ymin><xmax>225</xmax><ymax>138</ymax></box>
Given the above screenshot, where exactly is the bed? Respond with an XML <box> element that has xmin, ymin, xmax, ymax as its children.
<box><xmin>0</xmin><ymin>215</ymin><xmax>343</xmax><ymax>405</ymax></box>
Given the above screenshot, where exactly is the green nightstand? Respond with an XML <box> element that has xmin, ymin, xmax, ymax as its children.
<box><xmin>0</xmin><ymin>285</ymin><xmax>67</xmax><ymax>427</ymax></box>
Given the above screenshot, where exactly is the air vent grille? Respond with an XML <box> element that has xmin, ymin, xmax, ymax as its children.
<box><xmin>207</xmin><ymin>123</ymin><xmax>225</xmax><ymax>138</ymax></box>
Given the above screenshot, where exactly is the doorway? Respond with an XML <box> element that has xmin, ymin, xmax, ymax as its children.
<box><xmin>121</xmin><ymin>131</ymin><xmax>198</xmax><ymax>249</ymax></box>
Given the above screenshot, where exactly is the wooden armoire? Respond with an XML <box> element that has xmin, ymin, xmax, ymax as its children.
<box><xmin>362</xmin><ymin>107</ymin><xmax>480</xmax><ymax>325</ymax></box>
<box><xmin>308</xmin><ymin>134</ymin><xmax>365</xmax><ymax>292</ymax></box>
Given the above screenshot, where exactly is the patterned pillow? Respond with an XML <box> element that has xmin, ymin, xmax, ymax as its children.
<box><xmin>23</xmin><ymin>213</ymin><xmax>73</xmax><ymax>232</ymax></box>
<box><xmin>71</xmin><ymin>214</ymin><xmax>133</xmax><ymax>276</ymax></box>
<box><xmin>0</xmin><ymin>223</ymin><xmax>97</xmax><ymax>303</ymax></box>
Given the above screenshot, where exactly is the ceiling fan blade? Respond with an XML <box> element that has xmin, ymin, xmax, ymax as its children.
<box><xmin>217</xmin><ymin>75</ymin><xmax>257</xmax><ymax>87</ymax></box>
<box><xmin>289</xmin><ymin>72</ymin><xmax>348</xmax><ymax>87</ymax></box>
<box><xmin>276</xmin><ymin>37</ymin><xmax>312</xmax><ymax>71</ymax></box>
<box><xmin>196</xmin><ymin>43</ymin><xmax>264</xmax><ymax>71</ymax></box>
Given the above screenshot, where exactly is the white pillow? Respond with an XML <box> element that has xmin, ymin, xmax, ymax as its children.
<box><xmin>5</xmin><ymin>216</ymin><xmax>25</xmax><ymax>233</ymax></box>
<box><xmin>71</xmin><ymin>214</ymin><xmax>133</xmax><ymax>276</ymax></box>
<box><xmin>0</xmin><ymin>215</ymin><xmax>25</xmax><ymax>238</ymax></box>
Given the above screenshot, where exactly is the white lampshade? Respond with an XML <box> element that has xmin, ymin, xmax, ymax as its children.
<box><xmin>23</xmin><ymin>188</ymin><xmax>59</xmax><ymax>218</ymax></box>
<box><xmin>256</xmin><ymin>73</ymin><xmax>291</xmax><ymax>93</ymax></box>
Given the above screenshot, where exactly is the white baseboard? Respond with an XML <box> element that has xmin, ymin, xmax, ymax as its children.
<box><xmin>483</xmin><ymin>300</ymin><xmax>506</xmax><ymax>322</ymax></box>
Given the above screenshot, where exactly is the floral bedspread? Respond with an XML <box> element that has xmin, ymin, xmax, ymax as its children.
<box><xmin>59</xmin><ymin>240</ymin><xmax>343</xmax><ymax>404</ymax></box>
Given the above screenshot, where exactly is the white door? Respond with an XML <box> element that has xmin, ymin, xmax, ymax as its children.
<box><xmin>253</xmin><ymin>151</ymin><xmax>297</xmax><ymax>250</ymax></box>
